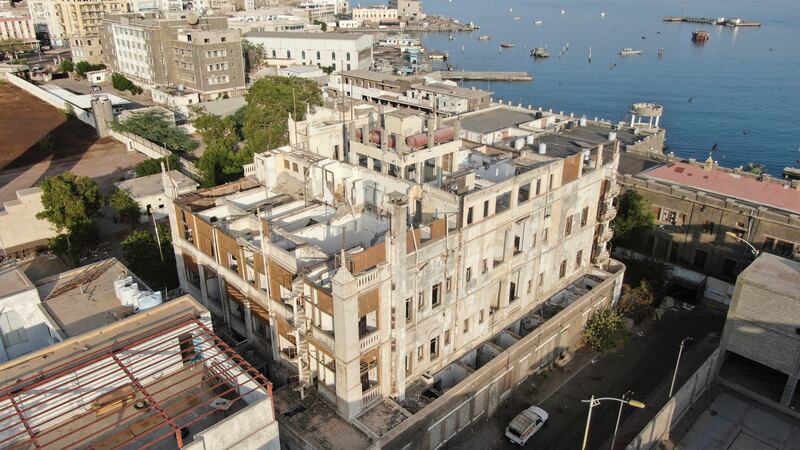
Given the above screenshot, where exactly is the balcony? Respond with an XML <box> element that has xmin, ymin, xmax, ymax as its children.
<box><xmin>311</xmin><ymin>325</ymin><xmax>335</xmax><ymax>351</ymax></box>
<box><xmin>317</xmin><ymin>381</ymin><xmax>336</xmax><ymax>404</ymax></box>
<box><xmin>601</xmin><ymin>226</ymin><xmax>614</xmax><ymax>242</ymax></box>
<box><xmin>361</xmin><ymin>385</ymin><xmax>381</xmax><ymax>407</ymax></box>
<box><xmin>359</xmin><ymin>330</ymin><xmax>379</xmax><ymax>351</ymax></box>
<box><xmin>607</xmin><ymin>182</ymin><xmax>621</xmax><ymax>197</ymax></box>
<box><xmin>600</xmin><ymin>205</ymin><xmax>617</xmax><ymax>222</ymax></box>
<box><xmin>355</xmin><ymin>268</ymin><xmax>380</xmax><ymax>288</ymax></box>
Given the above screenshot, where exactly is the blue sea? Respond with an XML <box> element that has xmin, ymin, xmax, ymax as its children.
<box><xmin>420</xmin><ymin>0</ymin><xmax>800</xmax><ymax>175</ymax></box>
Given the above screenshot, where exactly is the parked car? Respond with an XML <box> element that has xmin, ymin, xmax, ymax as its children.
<box><xmin>505</xmin><ymin>406</ymin><xmax>548</xmax><ymax>445</ymax></box>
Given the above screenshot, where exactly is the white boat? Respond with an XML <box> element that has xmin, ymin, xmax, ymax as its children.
<box><xmin>513</xmin><ymin>16</ymin><xmax>521</xmax><ymax>20</ymax></box>
<box><xmin>618</xmin><ymin>48</ymin><xmax>643</xmax><ymax>56</ymax></box>
<box><xmin>479</xmin><ymin>35</ymin><xmax>491</xmax><ymax>41</ymax></box>
<box><xmin>533</xmin><ymin>20</ymin><xmax>543</xmax><ymax>25</ymax></box>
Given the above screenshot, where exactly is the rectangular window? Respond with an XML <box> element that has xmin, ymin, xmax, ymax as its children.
<box><xmin>702</xmin><ymin>221</ymin><xmax>715</xmax><ymax>234</ymax></box>
<box><xmin>444</xmin><ymin>329</ymin><xmax>451</xmax><ymax>345</ymax></box>
<box><xmin>518</xmin><ymin>183</ymin><xmax>531</xmax><ymax>203</ymax></box>
<box><xmin>463</xmin><ymin>318</ymin><xmax>470</xmax><ymax>334</ymax></box>
<box><xmin>446</xmin><ymin>276</ymin><xmax>452</xmax><ymax>292</ymax></box>
<box><xmin>581</xmin><ymin>207</ymin><xmax>589</xmax><ymax>227</ymax></box>
<box><xmin>284</xmin><ymin>160</ymin><xmax>290</xmax><ymax>169</ymax></box>
<box><xmin>549</xmin><ymin>173</ymin><xmax>554</xmax><ymax>189</ymax></box>
<box><xmin>576</xmin><ymin>250</ymin><xmax>583</xmax><ymax>267</ymax></box>
<box><xmin>466</xmin><ymin>267</ymin><xmax>472</xmax><ymax>282</ymax></box>
<box><xmin>535</xmin><ymin>179</ymin><xmax>542</xmax><ymax>195</ymax></box>
<box><xmin>429</xmin><ymin>337</ymin><xmax>440</xmax><ymax>359</ymax></box>
<box><xmin>514</xmin><ymin>236</ymin><xmax>522</xmax><ymax>255</ymax></box>
<box><xmin>483</xmin><ymin>200</ymin><xmax>489</xmax><ymax>218</ymax></box>
<box><xmin>479</xmin><ymin>309</ymin><xmax>485</xmax><ymax>324</ymax></box>
<box><xmin>431</xmin><ymin>283</ymin><xmax>441</xmax><ymax>307</ymax></box>
<box><xmin>482</xmin><ymin>259</ymin><xmax>488</xmax><ymax>274</ymax></box>
<box><xmin>559</xmin><ymin>260</ymin><xmax>567</xmax><ymax>279</ymax></box>
<box><xmin>565</xmin><ymin>216</ymin><xmax>573</xmax><ymax>236</ymax></box>
<box><xmin>495</xmin><ymin>191</ymin><xmax>511</xmax><ymax>213</ymax></box>
<box><xmin>466</xmin><ymin>207</ymin><xmax>474</xmax><ymax>225</ymax></box>
<box><xmin>405</xmin><ymin>353</ymin><xmax>411</xmax><ymax>375</ymax></box>
<box><xmin>417</xmin><ymin>345</ymin><xmax>424</xmax><ymax>361</ymax></box>
<box><xmin>694</xmin><ymin>249</ymin><xmax>708</xmax><ymax>269</ymax></box>
<box><xmin>527</xmin><ymin>279</ymin><xmax>533</xmax><ymax>294</ymax></box>
<box><xmin>405</xmin><ymin>297</ymin><xmax>412</xmax><ymax>322</ymax></box>
<box><xmin>543</xmin><ymin>227</ymin><xmax>549</xmax><ymax>243</ymax></box>
<box><xmin>417</xmin><ymin>291</ymin><xmax>424</xmax><ymax>311</ymax></box>
<box><xmin>539</xmin><ymin>272</ymin><xmax>544</xmax><ymax>286</ymax></box>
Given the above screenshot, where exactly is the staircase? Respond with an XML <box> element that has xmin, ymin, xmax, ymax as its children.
<box><xmin>292</xmin><ymin>294</ymin><xmax>312</xmax><ymax>396</ymax></box>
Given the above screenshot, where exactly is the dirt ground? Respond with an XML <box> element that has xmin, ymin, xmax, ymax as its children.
<box><xmin>0</xmin><ymin>82</ymin><xmax>145</xmax><ymax>203</ymax></box>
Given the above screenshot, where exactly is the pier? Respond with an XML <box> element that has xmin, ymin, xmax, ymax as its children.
<box><xmin>434</xmin><ymin>71</ymin><xmax>532</xmax><ymax>82</ymax></box>
<box><xmin>663</xmin><ymin>16</ymin><xmax>761</xmax><ymax>27</ymax></box>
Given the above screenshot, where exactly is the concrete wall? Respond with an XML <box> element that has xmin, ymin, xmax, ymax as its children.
<box><xmin>3</xmin><ymin>73</ymin><xmax>96</xmax><ymax>128</ymax></box>
<box><xmin>624</xmin><ymin>348</ymin><xmax>720</xmax><ymax>450</ymax></box>
<box><xmin>110</xmin><ymin>129</ymin><xmax>200</xmax><ymax>179</ymax></box>
<box><xmin>0</xmin><ymin>286</ymin><xmax>55</xmax><ymax>363</ymax></box>
<box><xmin>183</xmin><ymin>400</ymin><xmax>281</xmax><ymax>450</ymax></box>
<box><xmin>380</xmin><ymin>263</ymin><xmax>625</xmax><ymax>450</ymax></box>
<box><xmin>0</xmin><ymin>188</ymin><xmax>57</xmax><ymax>256</ymax></box>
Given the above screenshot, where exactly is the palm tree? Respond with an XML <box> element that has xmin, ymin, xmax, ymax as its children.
<box><xmin>745</xmin><ymin>162</ymin><xmax>765</xmax><ymax>175</ymax></box>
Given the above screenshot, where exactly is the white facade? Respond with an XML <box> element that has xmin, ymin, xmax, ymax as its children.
<box><xmin>0</xmin><ymin>12</ymin><xmax>37</xmax><ymax>42</ymax></box>
<box><xmin>27</xmin><ymin>0</ymin><xmax>65</xmax><ymax>45</ymax></box>
<box><xmin>0</xmin><ymin>269</ymin><xmax>57</xmax><ymax>363</ymax></box>
<box><xmin>244</xmin><ymin>31</ymin><xmax>373</xmax><ymax>71</ymax></box>
<box><xmin>109</xmin><ymin>22</ymin><xmax>156</xmax><ymax>83</ymax></box>
<box><xmin>0</xmin><ymin>188</ymin><xmax>57</xmax><ymax>257</ymax></box>
<box><xmin>352</xmin><ymin>6</ymin><xmax>398</xmax><ymax>25</ymax></box>
<box><xmin>116</xmin><ymin>170</ymin><xmax>198</xmax><ymax>221</ymax></box>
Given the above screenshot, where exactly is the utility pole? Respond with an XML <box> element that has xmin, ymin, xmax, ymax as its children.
<box><xmin>669</xmin><ymin>337</ymin><xmax>693</xmax><ymax>397</ymax></box>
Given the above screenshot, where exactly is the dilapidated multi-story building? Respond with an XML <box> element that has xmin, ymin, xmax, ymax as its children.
<box><xmin>165</xmin><ymin>104</ymin><xmax>625</xmax><ymax>442</ymax></box>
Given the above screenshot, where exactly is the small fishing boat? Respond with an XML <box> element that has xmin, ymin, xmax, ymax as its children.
<box><xmin>500</xmin><ymin>42</ymin><xmax>515</xmax><ymax>48</ymax></box>
<box><xmin>692</xmin><ymin>31</ymin><xmax>710</xmax><ymax>42</ymax></box>
<box><xmin>531</xmin><ymin>47</ymin><xmax>550</xmax><ymax>58</ymax></box>
<box><xmin>448</xmin><ymin>34</ymin><xmax>455</xmax><ymax>40</ymax></box>
<box><xmin>533</xmin><ymin>20</ymin><xmax>543</xmax><ymax>25</ymax></box>
<box><xmin>479</xmin><ymin>35</ymin><xmax>491</xmax><ymax>41</ymax></box>
<box><xmin>618</xmin><ymin>48</ymin><xmax>642</xmax><ymax>56</ymax></box>
<box><xmin>513</xmin><ymin>16</ymin><xmax>521</xmax><ymax>20</ymax></box>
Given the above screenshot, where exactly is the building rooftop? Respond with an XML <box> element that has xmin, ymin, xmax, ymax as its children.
<box><xmin>36</xmin><ymin>258</ymin><xmax>148</xmax><ymax>338</ymax></box>
<box><xmin>116</xmin><ymin>170</ymin><xmax>197</xmax><ymax>199</ymax></box>
<box><xmin>195</xmin><ymin>95</ymin><xmax>247</xmax><ymax>117</ymax></box>
<box><xmin>0</xmin><ymin>266</ymin><xmax>34</xmax><ymax>299</ymax></box>
<box><xmin>0</xmin><ymin>295</ymin><xmax>275</xmax><ymax>450</ymax></box>
<box><xmin>459</xmin><ymin>107</ymin><xmax>537</xmax><ymax>134</ymax></box>
<box><xmin>738</xmin><ymin>253</ymin><xmax>800</xmax><ymax>299</ymax></box>
<box><xmin>341</xmin><ymin>69</ymin><xmax>407</xmax><ymax>83</ymax></box>
<box><xmin>412</xmin><ymin>82</ymin><xmax>491</xmax><ymax>99</ymax></box>
<box><xmin>245</xmin><ymin>30</ymin><xmax>369</xmax><ymax>40</ymax></box>
<box><xmin>641</xmin><ymin>161</ymin><xmax>800</xmax><ymax>214</ymax></box>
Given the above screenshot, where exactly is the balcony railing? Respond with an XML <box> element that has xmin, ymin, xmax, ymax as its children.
<box><xmin>359</xmin><ymin>330</ymin><xmax>379</xmax><ymax>351</ymax></box>
<box><xmin>355</xmin><ymin>268</ymin><xmax>379</xmax><ymax>288</ymax></box>
<box><xmin>361</xmin><ymin>385</ymin><xmax>381</xmax><ymax>407</ymax></box>
<box><xmin>318</xmin><ymin>381</ymin><xmax>336</xmax><ymax>404</ymax></box>
<box><xmin>311</xmin><ymin>325</ymin><xmax>335</xmax><ymax>350</ymax></box>
<box><xmin>601</xmin><ymin>205</ymin><xmax>617</xmax><ymax>222</ymax></box>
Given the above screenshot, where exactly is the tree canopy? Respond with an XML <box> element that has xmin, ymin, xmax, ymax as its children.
<box><xmin>611</xmin><ymin>190</ymin><xmax>655</xmax><ymax>251</ymax></box>
<box><xmin>74</xmin><ymin>61</ymin><xmax>106</xmax><ymax>79</ymax></box>
<box><xmin>121</xmin><ymin>224</ymin><xmax>179</xmax><ymax>291</ymax></box>
<box><xmin>134</xmin><ymin>154</ymin><xmax>180</xmax><ymax>177</ymax></box>
<box><xmin>242</xmin><ymin>41</ymin><xmax>267</xmax><ymax>72</ymax></box>
<box><xmin>108</xmin><ymin>188</ymin><xmax>141</xmax><ymax>223</ymax></box>
<box><xmin>617</xmin><ymin>280</ymin><xmax>656</xmax><ymax>323</ymax></box>
<box><xmin>193</xmin><ymin>113</ymin><xmax>246</xmax><ymax>187</ymax></box>
<box><xmin>582</xmin><ymin>308</ymin><xmax>630</xmax><ymax>353</ymax></box>
<box><xmin>112</xmin><ymin>111</ymin><xmax>199</xmax><ymax>153</ymax></box>
<box><xmin>36</xmin><ymin>172</ymin><xmax>103</xmax><ymax>232</ymax></box>
<box><xmin>111</xmin><ymin>72</ymin><xmax>143</xmax><ymax>95</ymax></box>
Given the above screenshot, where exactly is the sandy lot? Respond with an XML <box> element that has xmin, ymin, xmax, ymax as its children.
<box><xmin>0</xmin><ymin>82</ymin><xmax>145</xmax><ymax>203</ymax></box>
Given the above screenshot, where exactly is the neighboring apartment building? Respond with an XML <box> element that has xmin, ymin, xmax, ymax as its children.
<box><xmin>55</xmin><ymin>0</ymin><xmax>130</xmax><ymax>63</ymax></box>
<box><xmin>166</xmin><ymin>102</ymin><xmax>623</xmax><ymax>428</ymax></box>
<box><xmin>0</xmin><ymin>187</ymin><xmax>57</xmax><ymax>260</ymax></box>
<box><xmin>389</xmin><ymin>0</ymin><xmax>423</xmax><ymax>19</ymax></box>
<box><xmin>228</xmin><ymin>12</ymin><xmax>310</xmax><ymax>34</ymax></box>
<box><xmin>0</xmin><ymin>10</ymin><xmax>37</xmax><ymax>47</ymax></box>
<box><xmin>352</xmin><ymin>5</ymin><xmax>398</xmax><ymax>25</ymax></box>
<box><xmin>295</xmin><ymin>1</ymin><xmax>336</xmax><ymax>23</ymax></box>
<box><xmin>716</xmin><ymin>253</ymin><xmax>800</xmax><ymax>409</ymax></box>
<box><xmin>101</xmin><ymin>13</ymin><xmax>247</xmax><ymax>100</ymax></box>
<box><xmin>0</xmin><ymin>290</ymin><xmax>280</xmax><ymax>449</ymax></box>
<box><xmin>619</xmin><ymin>156</ymin><xmax>800</xmax><ymax>281</ymax></box>
<box><xmin>244</xmin><ymin>31</ymin><xmax>373</xmax><ymax>71</ymax></box>
<box><xmin>27</xmin><ymin>0</ymin><xmax>66</xmax><ymax>45</ymax></box>
<box><xmin>332</xmin><ymin>70</ymin><xmax>493</xmax><ymax>115</ymax></box>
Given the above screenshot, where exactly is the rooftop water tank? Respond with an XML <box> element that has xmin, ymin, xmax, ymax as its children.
<box><xmin>608</xmin><ymin>131</ymin><xmax>617</xmax><ymax>141</ymax></box>
<box><xmin>514</xmin><ymin>138</ymin><xmax>525</xmax><ymax>150</ymax></box>
<box><xmin>538</xmin><ymin>143</ymin><xmax>547</xmax><ymax>154</ymax></box>
<box><xmin>526</xmin><ymin>134</ymin><xmax>535</xmax><ymax>145</ymax></box>
<box><xmin>113</xmin><ymin>276</ymin><xmax>132</xmax><ymax>299</ymax></box>
<box><xmin>136</xmin><ymin>291</ymin><xmax>163</xmax><ymax>312</ymax></box>
<box><xmin>579</xmin><ymin>116</ymin><xmax>587</xmax><ymax>127</ymax></box>
<box><xmin>119</xmin><ymin>284</ymin><xmax>139</xmax><ymax>307</ymax></box>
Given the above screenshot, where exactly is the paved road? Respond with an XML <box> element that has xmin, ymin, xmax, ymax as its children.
<box><xmin>445</xmin><ymin>303</ymin><xmax>725</xmax><ymax>450</ymax></box>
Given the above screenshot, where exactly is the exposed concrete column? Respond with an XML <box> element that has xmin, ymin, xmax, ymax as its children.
<box><xmin>415</xmin><ymin>162</ymin><xmax>423</xmax><ymax>183</ymax></box>
<box><xmin>332</xmin><ymin>263</ymin><xmax>362</xmax><ymax>419</ymax></box>
<box><xmin>595</xmin><ymin>144</ymin><xmax>604</xmax><ymax>170</ymax></box>
<box><xmin>243</xmin><ymin>299</ymin><xmax>254</xmax><ymax>341</ymax></box>
<box><xmin>655</xmin><ymin>115</ymin><xmax>660</xmax><ymax>128</ymax></box>
<box><xmin>387</xmin><ymin>193</ymin><xmax>409</xmax><ymax>400</ymax></box>
<box><xmin>366</xmin><ymin>156</ymin><xmax>374</xmax><ymax>170</ymax></box>
<box><xmin>630</xmin><ymin>114</ymin><xmax>636</xmax><ymax>128</ymax></box>
<box><xmin>198</xmin><ymin>262</ymin><xmax>209</xmax><ymax>305</ymax></box>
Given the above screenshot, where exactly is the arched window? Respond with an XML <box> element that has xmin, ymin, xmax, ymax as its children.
<box><xmin>346</xmin><ymin>52</ymin><xmax>351</xmax><ymax>61</ymax></box>
<box><xmin>287</xmin><ymin>50</ymin><xmax>291</xmax><ymax>58</ymax></box>
<box><xmin>302</xmin><ymin>50</ymin><xmax>306</xmax><ymax>59</ymax></box>
<box><xmin>316</xmin><ymin>51</ymin><xmax>320</xmax><ymax>59</ymax></box>
<box><xmin>271</xmin><ymin>49</ymin><xmax>276</xmax><ymax>58</ymax></box>
<box><xmin>331</xmin><ymin>51</ymin><xmax>336</xmax><ymax>60</ymax></box>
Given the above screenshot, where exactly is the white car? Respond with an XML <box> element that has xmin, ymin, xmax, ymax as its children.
<box><xmin>505</xmin><ymin>406</ymin><xmax>548</xmax><ymax>445</ymax></box>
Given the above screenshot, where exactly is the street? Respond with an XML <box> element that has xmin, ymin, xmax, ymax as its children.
<box><xmin>445</xmin><ymin>303</ymin><xmax>725</xmax><ymax>450</ymax></box>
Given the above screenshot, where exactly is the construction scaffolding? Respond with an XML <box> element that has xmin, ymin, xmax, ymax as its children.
<box><xmin>0</xmin><ymin>315</ymin><xmax>273</xmax><ymax>450</ymax></box>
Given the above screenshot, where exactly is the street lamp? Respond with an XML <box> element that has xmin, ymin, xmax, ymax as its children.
<box><xmin>669</xmin><ymin>337</ymin><xmax>693</xmax><ymax>398</ymax></box>
<box><xmin>610</xmin><ymin>390</ymin><xmax>633</xmax><ymax>450</ymax></box>
<box><xmin>725</xmin><ymin>232</ymin><xmax>759</xmax><ymax>257</ymax></box>
<box><xmin>581</xmin><ymin>395</ymin><xmax>646</xmax><ymax>450</ymax></box>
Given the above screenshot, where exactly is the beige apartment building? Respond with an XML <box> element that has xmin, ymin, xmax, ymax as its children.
<box><xmin>55</xmin><ymin>0</ymin><xmax>130</xmax><ymax>63</ymax></box>
<box><xmin>165</xmin><ymin>101</ymin><xmax>624</xmax><ymax>433</ymax></box>
<box><xmin>101</xmin><ymin>13</ymin><xmax>246</xmax><ymax>100</ymax></box>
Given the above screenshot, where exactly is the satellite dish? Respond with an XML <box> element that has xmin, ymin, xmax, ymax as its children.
<box><xmin>186</xmin><ymin>12</ymin><xmax>199</xmax><ymax>25</ymax></box>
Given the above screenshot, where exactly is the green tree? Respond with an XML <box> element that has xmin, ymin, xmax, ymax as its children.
<box><xmin>112</xmin><ymin>111</ymin><xmax>199</xmax><ymax>153</ymax></box>
<box><xmin>0</xmin><ymin>38</ymin><xmax>30</xmax><ymax>60</ymax></box>
<box><xmin>617</xmin><ymin>280</ymin><xmax>656</xmax><ymax>323</ymax></box>
<box><xmin>111</xmin><ymin>72</ymin><xmax>143</xmax><ymax>95</ymax></box>
<box><xmin>242</xmin><ymin>76</ymin><xmax>322</xmax><ymax>154</ymax></box>
<box><xmin>746</xmin><ymin>162</ymin><xmax>765</xmax><ymax>175</ymax></box>
<box><xmin>582</xmin><ymin>308</ymin><xmax>630</xmax><ymax>353</ymax></box>
<box><xmin>74</xmin><ymin>61</ymin><xmax>106</xmax><ymax>79</ymax></box>
<box><xmin>36</xmin><ymin>172</ymin><xmax>103</xmax><ymax>232</ymax></box>
<box><xmin>611</xmin><ymin>190</ymin><xmax>655</xmax><ymax>251</ymax></box>
<box><xmin>193</xmin><ymin>112</ymin><xmax>247</xmax><ymax>187</ymax></box>
<box><xmin>242</xmin><ymin>41</ymin><xmax>267</xmax><ymax>72</ymax></box>
<box><xmin>108</xmin><ymin>188</ymin><xmax>141</xmax><ymax>223</ymax></box>
<box><xmin>313</xmin><ymin>19</ymin><xmax>328</xmax><ymax>31</ymax></box>
<box><xmin>134</xmin><ymin>154</ymin><xmax>180</xmax><ymax>177</ymax></box>
<box><xmin>121</xmin><ymin>224</ymin><xmax>179</xmax><ymax>291</ymax></box>
<box><xmin>60</xmin><ymin>59</ymin><xmax>74</xmax><ymax>73</ymax></box>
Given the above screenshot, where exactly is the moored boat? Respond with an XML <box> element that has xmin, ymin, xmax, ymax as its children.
<box><xmin>531</xmin><ymin>47</ymin><xmax>550</xmax><ymax>58</ymax></box>
<box><xmin>500</xmin><ymin>42</ymin><xmax>515</xmax><ymax>48</ymax></box>
<box><xmin>618</xmin><ymin>47</ymin><xmax>642</xmax><ymax>56</ymax></box>
<box><xmin>692</xmin><ymin>31</ymin><xmax>710</xmax><ymax>42</ymax></box>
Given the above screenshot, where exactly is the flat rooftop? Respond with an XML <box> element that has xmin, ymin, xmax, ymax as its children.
<box><xmin>459</xmin><ymin>107</ymin><xmax>537</xmax><ymax>134</ymax></box>
<box><xmin>342</xmin><ymin>69</ymin><xmax>408</xmax><ymax>83</ymax></box>
<box><xmin>245</xmin><ymin>31</ymin><xmax>368</xmax><ymax>40</ymax></box>
<box><xmin>116</xmin><ymin>170</ymin><xmax>196</xmax><ymax>198</ymax></box>
<box><xmin>0</xmin><ymin>266</ymin><xmax>34</xmax><ymax>299</ymax></box>
<box><xmin>642</xmin><ymin>161</ymin><xmax>800</xmax><ymax>214</ymax></box>
<box><xmin>0</xmin><ymin>296</ymin><xmax>274</xmax><ymax>450</ymax></box>
<box><xmin>738</xmin><ymin>253</ymin><xmax>800</xmax><ymax>299</ymax></box>
<box><xmin>36</xmin><ymin>258</ymin><xmax>146</xmax><ymax>338</ymax></box>
<box><xmin>412</xmin><ymin>82</ymin><xmax>491</xmax><ymax>98</ymax></box>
